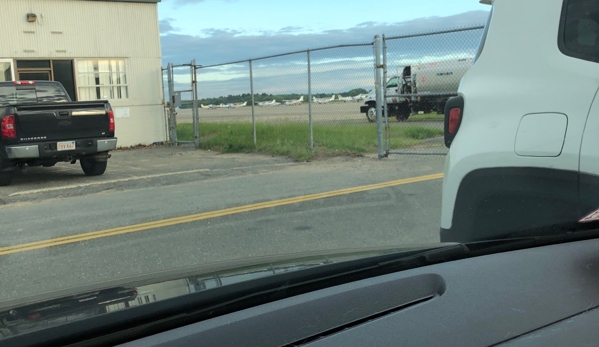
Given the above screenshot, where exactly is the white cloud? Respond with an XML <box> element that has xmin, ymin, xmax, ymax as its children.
<box><xmin>162</xmin><ymin>11</ymin><xmax>489</xmax><ymax>98</ymax></box>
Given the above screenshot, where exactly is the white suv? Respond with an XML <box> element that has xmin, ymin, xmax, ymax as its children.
<box><xmin>441</xmin><ymin>0</ymin><xmax>599</xmax><ymax>242</ymax></box>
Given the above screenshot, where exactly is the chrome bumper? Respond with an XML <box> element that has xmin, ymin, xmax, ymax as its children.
<box><xmin>5</xmin><ymin>145</ymin><xmax>39</xmax><ymax>159</ymax></box>
<box><xmin>97</xmin><ymin>138</ymin><xmax>118</xmax><ymax>152</ymax></box>
<box><xmin>5</xmin><ymin>138</ymin><xmax>118</xmax><ymax>159</ymax></box>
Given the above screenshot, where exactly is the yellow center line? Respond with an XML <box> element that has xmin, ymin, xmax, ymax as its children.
<box><xmin>0</xmin><ymin>173</ymin><xmax>443</xmax><ymax>256</ymax></box>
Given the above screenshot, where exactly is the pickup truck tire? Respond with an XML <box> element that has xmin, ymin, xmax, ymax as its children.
<box><xmin>0</xmin><ymin>171</ymin><xmax>13</xmax><ymax>186</ymax></box>
<box><xmin>80</xmin><ymin>158</ymin><xmax>107</xmax><ymax>176</ymax></box>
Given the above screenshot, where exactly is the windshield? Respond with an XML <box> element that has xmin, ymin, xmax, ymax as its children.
<box><xmin>386</xmin><ymin>77</ymin><xmax>399</xmax><ymax>88</ymax></box>
<box><xmin>9</xmin><ymin>0</ymin><xmax>598</xmax><ymax>341</ymax></box>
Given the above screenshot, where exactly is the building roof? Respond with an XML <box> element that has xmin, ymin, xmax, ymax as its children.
<box><xmin>86</xmin><ymin>0</ymin><xmax>161</xmax><ymax>3</ymax></box>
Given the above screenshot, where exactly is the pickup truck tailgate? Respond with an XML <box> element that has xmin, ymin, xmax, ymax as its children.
<box><xmin>14</xmin><ymin>102</ymin><xmax>111</xmax><ymax>142</ymax></box>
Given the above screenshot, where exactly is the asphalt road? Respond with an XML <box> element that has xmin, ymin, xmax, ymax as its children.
<box><xmin>0</xmin><ymin>147</ymin><xmax>445</xmax><ymax>303</ymax></box>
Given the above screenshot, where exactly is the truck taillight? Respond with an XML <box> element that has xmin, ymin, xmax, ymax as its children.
<box><xmin>108</xmin><ymin>110</ymin><xmax>115</xmax><ymax>132</ymax></box>
<box><xmin>444</xmin><ymin>96</ymin><xmax>464</xmax><ymax>148</ymax></box>
<box><xmin>14</xmin><ymin>81</ymin><xmax>35</xmax><ymax>85</ymax></box>
<box><xmin>1</xmin><ymin>115</ymin><xmax>16</xmax><ymax>139</ymax></box>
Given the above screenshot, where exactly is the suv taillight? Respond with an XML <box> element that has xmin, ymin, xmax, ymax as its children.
<box><xmin>108</xmin><ymin>109</ymin><xmax>115</xmax><ymax>132</ymax></box>
<box><xmin>444</xmin><ymin>96</ymin><xmax>464</xmax><ymax>148</ymax></box>
<box><xmin>1</xmin><ymin>115</ymin><xmax>16</xmax><ymax>139</ymax></box>
<box><xmin>448</xmin><ymin>108</ymin><xmax>461</xmax><ymax>134</ymax></box>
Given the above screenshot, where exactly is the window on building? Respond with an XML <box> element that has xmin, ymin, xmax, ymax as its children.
<box><xmin>76</xmin><ymin>60</ymin><xmax>128</xmax><ymax>101</ymax></box>
<box><xmin>560</xmin><ymin>0</ymin><xmax>599</xmax><ymax>62</ymax></box>
<box><xmin>0</xmin><ymin>60</ymin><xmax>14</xmax><ymax>82</ymax></box>
<box><xmin>15</xmin><ymin>60</ymin><xmax>77</xmax><ymax>100</ymax></box>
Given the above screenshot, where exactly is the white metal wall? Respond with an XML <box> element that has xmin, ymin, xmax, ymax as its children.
<box><xmin>0</xmin><ymin>0</ymin><xmax>166</xmax><ymax>147</ymax></box>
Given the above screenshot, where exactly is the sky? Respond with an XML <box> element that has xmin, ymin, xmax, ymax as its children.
<box><xmin>158</xmin><ymin>0</ymin><xmax>491</xmax><ymax>98</ymax></box>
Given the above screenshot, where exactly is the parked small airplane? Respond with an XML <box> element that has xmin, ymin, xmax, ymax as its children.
<box><xmin>312</xmin><ymin>95</ymin><xmax>335</xmax><ymax>104</ymax></box>
<box><xmin>284</xmin><ymin>96</ymin><xmax>304</xmax><ymax>106</ymax></box>
<box><xmin>229</xmin><ymin>101</ymin><xmax>247</xmax><ymax>108</ymax></box>
<box><xmin>337</xmin><ymin>94</ymin><xmax>356</xmax><ymax>102</ymax></box>
<box><xmin>200</xmin><ymin>104</ymin><xmax>218</xmax><ymax>109</ymax></box>
<box><xmin>257</xmin><ymin>99</ymin><xmax>277</xmax><ymax>107</ymax></box>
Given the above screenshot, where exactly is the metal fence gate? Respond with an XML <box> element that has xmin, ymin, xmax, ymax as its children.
<box><xmin>165</xmin><ymin>60</ymin><xmax>199</xmax><ymax>147</ymax></box>
<box><xmin>173</xmin><ymin>43</ymin><xmax>375</xmax><ymax>156</ymax></box>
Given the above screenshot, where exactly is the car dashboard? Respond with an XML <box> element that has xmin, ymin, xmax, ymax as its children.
<box><xmin>114</xmin><ymin>238</ymin><xmax>599</xmax><ymax>347</ymax></box>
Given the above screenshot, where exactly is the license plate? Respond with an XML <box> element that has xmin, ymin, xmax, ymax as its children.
<box><xmin>57</xmin><ymin>141</ymin><xmax>76</xmax><ymax>151</ymax></box>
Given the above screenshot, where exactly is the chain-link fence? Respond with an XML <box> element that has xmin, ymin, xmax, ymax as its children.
<box><xmin>164</xmin><ymin>25</ymin><xmax>485</xmax><ymax>158</ymax></box>
<box><xmin>382</xmin><ymin>26</ymin><xmax>485</xmax><ymax>156</ymax></box>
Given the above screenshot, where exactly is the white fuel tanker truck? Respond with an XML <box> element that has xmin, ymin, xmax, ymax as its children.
<box><xmin>360</xmin><ymin>58</ymin><xmax>472</xmax><ymax>122</ymax></box>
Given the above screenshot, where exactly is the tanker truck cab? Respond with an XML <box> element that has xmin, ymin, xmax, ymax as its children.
<box><xmin>361</xmin><ymin>76</ymin><xmax>403</xmax><ymax>122</ymax></box>
<box><xmin>441</xmin><ymin>0</ymin><xmax>599</xmax><ymax>242</ymax></box>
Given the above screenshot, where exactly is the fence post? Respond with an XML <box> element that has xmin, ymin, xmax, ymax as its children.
<box><xmin>191</xmin><ymin>60</ymin><xmax>200</xmax><ymax>149</ymax></box>
<box><xmin>307</xmin><ymin>50</ymin><xmax>313</xmax><ymax>150</ymax></box>
<box><xmin>374</xmin><ymin>35</ymin><xmax>385</xmax><ymax>159</ymax></box>
<box><xmin>382</xmin><ymin>35</ymin><xmax>390</xmax><ymax>155</ymax></box>
<box><xmin>249</xmin><ymin>60</ymin><xmax>256</xmax><ymax>146</ymax></box>
<box><xmin>161</xmin><ymin>67</ymin><xmax>169</xmax><ymax>144</ymax></box>
<box><xmin>167</xmin><ymin>62</ymin><xmax>178</xmax><ymax>145</ymax></box>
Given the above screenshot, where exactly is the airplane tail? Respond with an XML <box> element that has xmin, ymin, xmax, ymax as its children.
<box><xmin>299</xmin><ymin>96</ymin><xmax>304</xmax><ymax>102</ymax></box>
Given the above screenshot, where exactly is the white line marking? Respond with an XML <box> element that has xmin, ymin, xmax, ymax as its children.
<box><xmin>8</xmin><ymin>162</ymin><xmax>296</xmax><ymax>197</ymax></box>
<box><xmin>9</xmin><ymin>168</ymin><xmax>211</xmax><ymax>196</ymax></box>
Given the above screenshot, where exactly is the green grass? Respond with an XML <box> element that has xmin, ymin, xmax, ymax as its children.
<box><xmin>177</xmin><ymin>122</ymin><xmax>443</xmax><ymax>161</ymax></box>
<box><xmin>407</xmin><ymin>113</ymin><xmax>445</xmax><ymax>121</ymax></box>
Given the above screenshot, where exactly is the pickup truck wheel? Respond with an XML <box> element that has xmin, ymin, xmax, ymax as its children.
<box><xmin>80</xmin><ymin>158</ymin><xmax>107</xmax><ymax>176</ymax></box>
<box><xmin>366</xmin><ymin>106</ymin><xmax>377</xmax><ymax>123</ymax></box>
<box><xmin>0</xmin><ymin>171</ymin><xmax>13</xmax><ymax>186</ymax></box>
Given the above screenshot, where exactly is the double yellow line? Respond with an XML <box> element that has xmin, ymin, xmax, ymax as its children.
<box><xmin>0</xmin><ymin>173</ymin><xmax>443</xmax><ymax>256</ymax></box>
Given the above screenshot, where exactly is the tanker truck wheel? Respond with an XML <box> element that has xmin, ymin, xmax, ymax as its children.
<box><xmin>396</xmin><ymin>103</ymin><xmax>411</xmax><ymax>122</ymax></box>
<box><xmin>366</xmin><ymin>105</ymin><xmax>377</xmax><ymax>123</ymax></box>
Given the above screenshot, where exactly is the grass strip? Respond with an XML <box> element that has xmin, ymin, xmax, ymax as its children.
<box><xmin>177</xmin><ymin>122</ymin><xmax>443</xmax><ymax>161</ymax></box>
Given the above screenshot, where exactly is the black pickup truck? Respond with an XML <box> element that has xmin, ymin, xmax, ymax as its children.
<box><xmin>0</xmin><ymin>81</ymin><xmax>117</xmax><ymax>186</ymax></box>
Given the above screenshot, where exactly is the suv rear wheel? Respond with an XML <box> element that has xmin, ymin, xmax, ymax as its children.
<box><xmin>80</xmin><ymin>158</ymin><xmax>107</xmax><ymax>176</ymax></box>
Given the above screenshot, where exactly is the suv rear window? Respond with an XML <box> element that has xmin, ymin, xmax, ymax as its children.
<box><xmin>559</xmin><ymin>0</ymin><xmax>599</xmax><ymax>63</ymax></box>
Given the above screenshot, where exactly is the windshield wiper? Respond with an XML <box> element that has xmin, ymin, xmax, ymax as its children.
<box><xmin>473</xmin><ymin>221</ymin><xmax>599</xmax><ymax>243</ymax></box>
